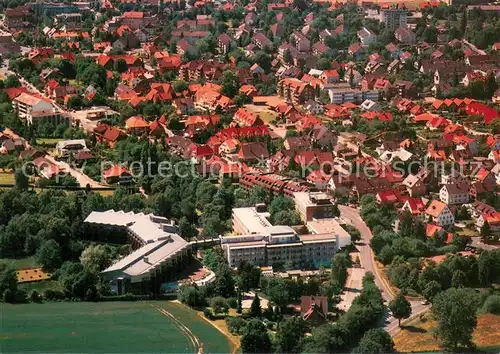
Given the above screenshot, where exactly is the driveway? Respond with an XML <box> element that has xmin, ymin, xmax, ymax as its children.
<box><xmin>339</xmin><ymin>205</ymin><xmax>430</xmax><ymax>335</ymax></box>
<box><xmin>45</xmin><ymin>156</ymin><xmax>104</xmax><ymax>189</ymax></box>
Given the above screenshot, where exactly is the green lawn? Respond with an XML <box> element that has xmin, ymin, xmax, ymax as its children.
<box><xmin>35</xmin><ymin>138</ymin><xmax>64</xmax><ymax>145</ymax></box>
<box><xmin>1</xmin><ymin>301</ymin><xmax>233</xmax><ymax>353</ymax></box>
<box><xmin>1</xmin><ymin>257</ymin><xmax>39</xmax><ymax>269</ymax></box>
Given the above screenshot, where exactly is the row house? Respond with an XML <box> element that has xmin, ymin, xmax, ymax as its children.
<box><xmin>178</xmin><ymin>60</ymin><xmax>225</xmax><ymax>82</ymax></box>
<box><xmin>233</xmin><ymin>108</ymin><xmax>264</xmax><ymax>127</ymax></box>
<box><xmin>177</xmin><ymin>18</ymin><xmax>215</xmax><ymax>31</ymax></box>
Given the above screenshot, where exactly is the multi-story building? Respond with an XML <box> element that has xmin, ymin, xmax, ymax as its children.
<box><xmin>439</xmin><ymin>183</ymin><xmax>470</xmax><ymax>205</ymax></box>
<box><xmin>5</xmin><ymin>6</ymin><xmax>30</xmax><ymax>28</ymax></box>
<box><xmin>84</xmin><ymin>210</ymin><xmax>191</xmax><ymax>294</ymax></box>
<box><xmin>379</xmin><ymin>8</ymin><xmax>408</xmax><ymax>31</ymax></box>
<box><xmin>54</xmin><ymin>13</ymin><xmax>82</xmax><ymax>29</ymax></box>
<box><xmin>29</xmin><ymin>2</ymin><xmax>80</xmax><ymax>17</ymax></box>
<box><xmin>12</xmin><ymin>92</ymin><xmax>65</xmax><ymax>126</ymax></box>
<box><xmin>293</xmin><ymin>192</ymin><xmax>336</xmax><ymax>222</ymax></box>
<box><xmin>327</xmin><ymin>84</ymin><xmax>379</xmax><ymax>104</ymax></box>
<box><xmin>225</xmin><ymin>205</ymin><xmax>342</xmax><ymax>268</ymax></box>
<box><xmin>278</xmin><ymin>78</ymin><xmax>315</xmax><ymax>105</ymax></box>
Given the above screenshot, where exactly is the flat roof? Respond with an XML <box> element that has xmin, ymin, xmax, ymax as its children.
<box><xmin>232</xmin><ymin>207</ymin><xmax>272</xmax><ymax>234</ymax></box>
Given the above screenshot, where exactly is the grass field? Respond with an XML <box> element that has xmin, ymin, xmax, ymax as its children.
<box><xmin>1</xmin><ymin>257</ymin><xmax>39</xmax><ymax>269</ymax></box>
<box><xmin>1</xmin><ymin>301</ymin><xmax>233</xmax><ymax>353</ymax></box>
<box><xmin>35</xmin><ymin>138</ymin><xmax>64</xmax><ymax>146</ymax></box>
<box><xmin>394</xmin><ymin>313</ymin><xmax>500</xmax><ymax>352</ymax></box>
<box><xmin>0</xmin><ymin>172</ymin><xmax>15</xmax><ymax>185</ymax></box>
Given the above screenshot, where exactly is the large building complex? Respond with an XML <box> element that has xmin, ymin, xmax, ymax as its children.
<box><xmin>223</xmin><ymin>205</ymin><xmax>341</xmax><ymax>268</ymax></box>
<box><xmin>84</xmin><ymin>210</ymin><xmax>191</xmax><ymax>294</ymax></box>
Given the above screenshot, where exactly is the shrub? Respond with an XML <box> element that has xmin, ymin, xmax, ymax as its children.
<box><xmin>210</xmin><ymin>296</ymin><xmax>229</xmax><ymax>314</ymax></box>
<box><xmin>482</xmin><ymin>295</ymin><xmax>500</xmax><ymax>314</ymax></box>
<box><xmin>28</xmin><ymin>289</ymin><xmax>41</xmax><ymax>303</ymax></box>
<box><xmin>3</xmin><ymin>289</ymin><xmax>13</xmax><ymax>303</ymax></box>
<box><xmin>227</xmin><ymin>297</ymin><xmax>238</xmax><ymax>309</ymax></box>
<box><xmin>203</xmin><ymin>308</ymin><xmax>213</xmax><ymax>319</ymax></box>
<box><xmin>226</xmin><ymin>316</ymin><xmax>247</xmax><ymax>335</ymax></box>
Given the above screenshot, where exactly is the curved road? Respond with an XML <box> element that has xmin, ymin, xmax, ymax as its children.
<box><xmin>339</xmin><ymin>205</ymin><xmax>430</xmax><ymax>335</ymax></box>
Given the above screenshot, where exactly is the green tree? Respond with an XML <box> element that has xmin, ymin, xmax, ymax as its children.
<box><xmin>173</xmin><ymin>80</ymin><xmax>188</xmax><ymax>93</ymax></box>
<box><xmin>219</xmin><ymin>70</ymin><xmax>239</xmax><ymax>98</ymax></box>
<box><xmin>432</xmin><ymin>288</ymin><xmax>479</xmax><ymax>350</ymax></box>
<box><xmin>210</xmin><ymin>296</ymin><xmax>229</xmax><ymax>314</ymax></box>
<box><xmin>4</xmin><ymin>75</ymin><xmax>20</xmax><ymax>88</ymax></box>
<box><xmin>14</xmin><ymin>168</ymin><xmax>29</xmax><ymax>190</ymax></box>
<box><xmin>389</xmin><ymin>293</ymin><xmax>412</xmax><ymax>327</ymax></box>
<box><xmin>0</xmin><ymin>262</ymin><xmax>18</xmax><ymax>299</ymax></box>
<box><xmin>241</xmin><ymin>319</ymin><xmax>272</xmax><ymax>353</ymax></box>
<box><xmin>275</xmin><ymin>317</ymin><xmax>309</xmax><ymax>353</ymax></box>
<box><xmin>353</xmin><ymin>328</ymin><xmax>394</xmax><ymax>353</ymax></box>
<box><xmin>331</xmin><ymin>253</ymin><xmax>350</xmax><ymax>288</ymax></box>
<box><xmin>36</xmin><ymin>239</ymin><xmax>62</xmax><ymax>271</ymax></box>
<box><xmin>237</xmin><ymin>261</ymin><xmax>261</xmax><ymax>292</ymax></box>
<box><xmin>178</xmin><ymin>284</ymin><xmax>205</xmax><ymax>307</ymax></box>
<box><xmin>79</xmin><ymin>244</ymin><xmax>113</xmax><ymax>274</ymax></box>
<box><xmin>113</xmin><ymin>58</ymin><xmax>128</xmax><ymax>73</ymax></box>
<box><xmin>237</xmin><ymin>290</ymin><xmax>243</xmax><ymax>314</ymax></box>
<box><xmin>422</xmin><ymin>280</ymin><xmax>441</xmax><ymax>302</ymax></box>
<box><xmin>250</xmin><ymin>293</ymin><xmax>261</xmax><ymax>317</ymax></box>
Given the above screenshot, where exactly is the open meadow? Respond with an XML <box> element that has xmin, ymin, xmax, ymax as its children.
<box><xmin>394</xmin><ymin>313</ymin><xmax>500</xmax><ymax>353</ymax></box>
<box><xmin>1</xmin><ymin>301</ymin><xmax>233</xmax><ymax>353</ymax></box>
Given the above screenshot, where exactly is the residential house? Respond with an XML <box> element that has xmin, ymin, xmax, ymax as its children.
<box><xmin>301</xmin><ymin>296</ymin><xmax>328</xmax><ymax>326</ymax></box>
<box><xmin>252</xmin><ymin>33</ymin><xmax>273</xmax><ymax>50</ymax></box>
<box><xmin>278</xmin><ymin>78</ymin><xmax>315</xmax><ymax>105</ymax></box>
<box><xmin>357</xmin><ymin>27</ymin><xmax>377</xmax><ymax>46</ymax></box>
<box><xmin>103</xmin><ymin>165</ymin><xmax>133</xmax><ymax>185</ymax></box>
<box><xmin>125</xmin><ymin>116</ymin><xmax>150</xmax><ymax>134</ymax></box>
<box><xmin>401</xmin><ymin>174</ymin><xmax>427</xmax><ymax>197</ymax></box>
<box><xmin>395</xmin><ymin>26</ymin><xmax>416</xmax><ymax>44</ymax></box>
<box><xmin>237</xmin><ymin>142</ymin><xmax>269</xmax><ymax>163</ymax></box>
<box><xmin>439</xmin><ymin>183</ymin><xmax>469</xmax><ymax>205</ymax></box>
<box><xmin>12</xmin><ymin>93</ymin><xmax>62</xmax><ymax>125</ymax></box>
<box><xmin>233</xmin><ymin>108</ymin><xmax>264</xmax><ymax>127</ymax></box>
<box><xmin>94</xmin><ymin>124</ymin><xmax>126</xmax><ymax>148</ymax></box>
<box><xmin>425</xmin><ymin>200</ymin><xmax>455</xmax><ymax>227</ymax></box>
<box><xmin>291</xmin><ymin>31</ymin><xmax>311</xmax><ymax>52</ymax></box>
<box><xmin>218</xmin><ymin>33</ymin><xmax>233</xmax><ymax>54</ymax></box>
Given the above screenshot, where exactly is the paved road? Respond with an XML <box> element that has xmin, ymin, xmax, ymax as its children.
<box><xmin>339</xmin><ymin>205</ymin><xmax>430</xmax><ymax>335</ymax></box>
<box><xmin>470</xmin><ymin>237</ymin><xmax>499</xmax><ymax>251</ymax></box>
<box><xmin>338</xmin><ymin>267</ymin><xmax>365</xmax><ymax>312</ymax></box>
<box><xmin>45</xmin><ymin>156</ymin><xmax>104</xmax><ymax>189</ymax></box>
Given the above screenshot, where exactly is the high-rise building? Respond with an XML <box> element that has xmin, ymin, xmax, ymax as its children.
<box><xmin>379</xmin><ymin>8</ymin><xmax>408</xmax><ymax>31</ymax></box>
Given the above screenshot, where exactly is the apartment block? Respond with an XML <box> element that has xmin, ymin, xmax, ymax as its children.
<box><xmin>380</xmin><ymin>8</ymin><xmax>408</xmax><ymax>31</ymax></box>
<box><xmin>223</xmin><ymin>206</ymin><xmax>339</xmax><ymax>268</ymax></box>
<box><xmin>327</xmin><ymin>84</ymin><xmax>379</xmax><ymax>104</ymax></box>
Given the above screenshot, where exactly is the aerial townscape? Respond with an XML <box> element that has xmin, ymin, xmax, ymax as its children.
<box><xmin>1</xmin><ymin>0</ymin><xmax>500</xmax><ymax>352</ymax></box>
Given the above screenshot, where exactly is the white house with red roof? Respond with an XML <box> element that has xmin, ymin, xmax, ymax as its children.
<box><xmin>425</xmin><ymin>200</ymin><xmax>455</xmax><ymax>227</ymax></box>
